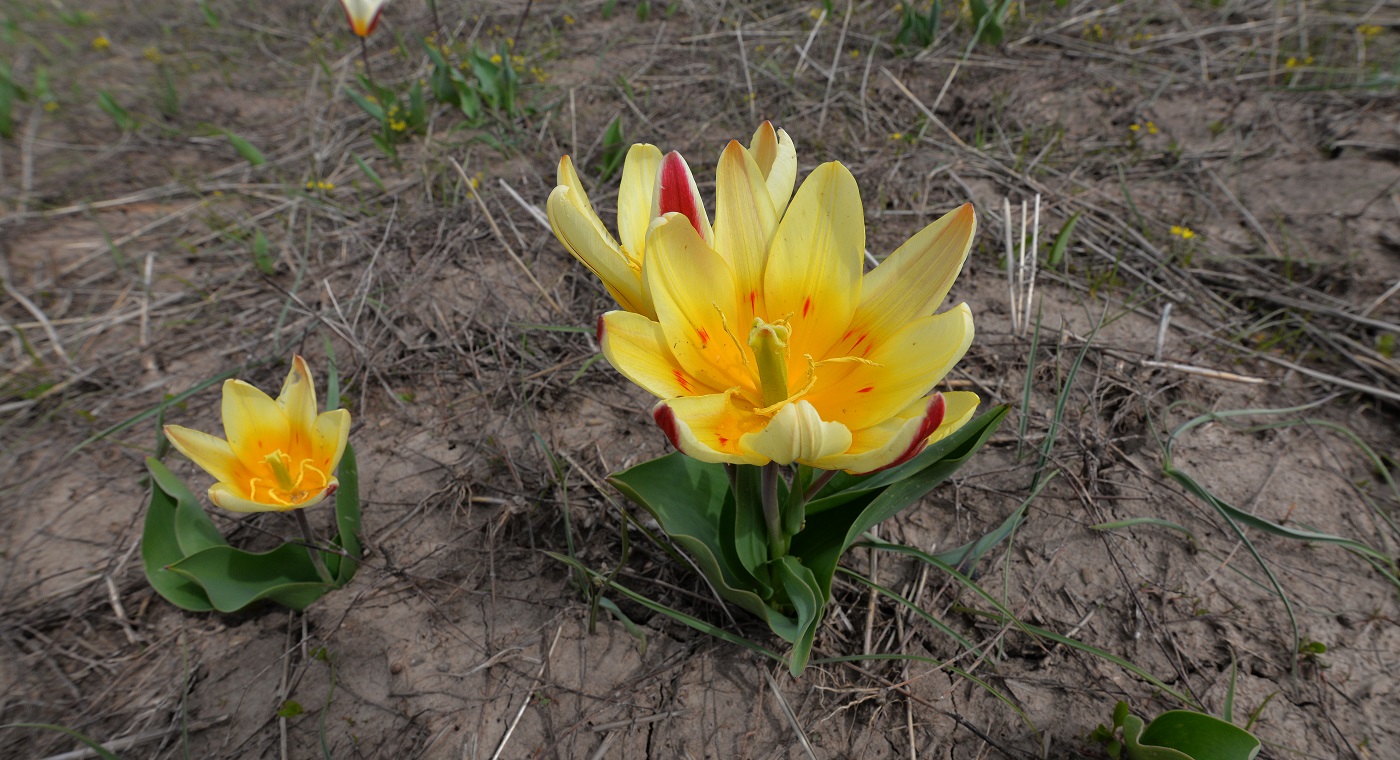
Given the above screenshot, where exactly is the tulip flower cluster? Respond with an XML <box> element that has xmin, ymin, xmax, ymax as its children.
<box><xmin>548</xmin><ymin>124</ymin><xmax>1006</xmax><ymax>673</ymax></box>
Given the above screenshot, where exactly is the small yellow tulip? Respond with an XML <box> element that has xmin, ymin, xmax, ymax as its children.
<box><xmin>165</xmin><ymin>356</ymin><xmax>350</xmax><ymax>512</ymax></box>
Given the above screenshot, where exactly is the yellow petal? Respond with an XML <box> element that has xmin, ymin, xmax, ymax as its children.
<box><xmin>811</xmin><ymin>391</ymin><xmax>978</xmax><ymax>474</ymax></box>
<box><xmin>221</xmin><ymin>378</ymin><xmax>290</xmax><ymax>464</ymax></box>
<box><xmin>617</xmin><ymin>143</ymin><xmax>662</xmax><ymax>263</ymax></box>
<box><xmin>651</xmin><ymin>151</ymin><xmax>714</xmax><ymax>247</ymax></box>
<box><xmin>312</xmin><ymin>408</ymin><xmax>351</xmax><ymax>476</ymax></box>
<box><xmin>737</xmin><ymin>400</ymin><xmax>853</xmax><ymax>466</ymax></box>
<box><xmin>749</xmin><ymin>122</ymin><xmax>797</xmax><ymax>217</ymax></box>
<box><xmin>764</xmin><ymin>162</ymin><xmax>864</xmax><ymax>378</ymax></box>
<box><xmin>714</xmin><ymin>140</ymin><xmax>778</xmax><ymax>326</ymax></box>
<box><xmin>276</xmin><ymin>355</ymin><xmax>318</xmax><ymax>455</ymax></box>
<box><xmin>806</xmin><ymin>304</ymin><xmax>973</xmax><ymax>431</ymax></box>
<box><xmin>599</xmin><ymin>310</ymin><xmax>720</xmax><ymax>399</ymax></box>
<box><xmin>926</xmin><ymin>390</ymin><xmax>980</xmax><ymax>446</ymax></box>
<box><xmin>838</xmin><ymin>204</ymin><xmax>975</xmax><ymax>354</ymax></box>
<box><xmin>645</xmin><ymin>213</ymin><xmax>753</xmax><ymax>397</ymax></box>
<box><xmin>163</xmin><ymin>425</ymin><xmax>242</xmax><ymax>484</ymax></box>
<box><xmin>210</xmin><ymin>479</ymin><xmax>337</xmax><ymax>513</ymax></box>
<box><xmin>547</xmin><ymin>185</ymin><xmax>651</xmax><ymax>317</ymax></box>
<box><xmin>654</xmin><ymin>394</ymin><xmax>768</xmax><ymax>465</ymax></box>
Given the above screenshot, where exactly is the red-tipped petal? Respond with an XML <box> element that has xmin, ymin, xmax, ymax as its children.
<box><xmin>654</xmin><ymin>403</ymin><xmax>682</xmax><ymax>451</ymax></box>
<box><xmin>868</xmin><ymin>393</ymin><xmax>946</xmax><ymax>474</ymax></box>
<box><xmin>656</xmin><ymin>152</ymin><xmax>706</xmax><ymax>238</ymax></box>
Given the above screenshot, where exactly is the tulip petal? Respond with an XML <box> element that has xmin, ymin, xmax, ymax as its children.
<box><xmin>811</xmin><ymin>393</ymin><xmax>945</xmax><ymax>474</ymax></box>
<box><xmin>163</xmin><ymin>425</ymin><xmax>243</xmax><ymax>484</ymax></box>
<box><xmin>764</xmin><ymin>162</ymin><xmax>864</xmax><ymax>379</ymax></box>
<box><xmin>312</xmin><ymin>408</ymin><xmax>351</xmax><ymax>476</ymax></box>
<box><xmin>210</xmin><ymin>479</ymin><xmax>336</xmax><ymax>513</ymax></box>
<box><xmin>652</xmin><ymin>151</ymin><xmax>714</xmax><ymax>246</ymax></box>
<box><xmin>749</xmin><ymin>122</ymin><xmax>797</xmax><ymax>217</ymax></box>
<box><xmin>616</xmin><ymin>143</ymin><xmax>662</xmax><ymax>262</ymax></box>
<box><xmin>837</xmin><ymin>204</ymin><xmax>975</xmax><ymax>355</ymax></box>
<box><xmin>221</xmin><ymin>378</ymin><xmax>290</xmax><ymax>464</ymax></box>
<box><xmin>600</xmin><ymin>311</ymin><xmax>720</xmax><ymax>399</ymax></box>
<box><xmin>276</xmin><ymin>355</ymin><xmax>318</xmax><ymax>455</ymax></box>
<box><xmin>714</xmin><ymin>140</ymin><xmax>778</xmax><ymax>326</ymax></box>
<box><xmin>806</xmin><ymin>304</ymin><xmax>973</xmax><ymax>431</ymax></box>
<box><xmin>925</xmin><ymin>390</ymin><xmax>980</xmax><ymax>446</ymax></box>
<box><xmin>547</xmin><ymin>185</ymin><xmax>651</xmax><ymax>317</ymax></box>
<box><xmin>654</xmin><ymin>394</ymin><xmax>768</xmax><ymax>465</ymax></box>
<box><xmin>645</xmin><ymin>213</ymin><xmax>754</xmax><ymax>398</ymax></box>
<box><xmin>737</xmin><ymin>400</ymin><xmax>853</xmax><ymax>466</ymax></box>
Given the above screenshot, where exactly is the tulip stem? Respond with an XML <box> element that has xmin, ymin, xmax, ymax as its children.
<box><xmin>761</xmin><ymin>463</ymin><xmax>786</xmax><ymax>560</ymax></box>
<box><xmin>294</xmin><ymin>509</ymin><xmax>334</xmax><ymax>585</ymax></box>
<box><xmin>803</xmin><ymin>470</ymin><xmax>838</xmax><ymax>502</ymax></box>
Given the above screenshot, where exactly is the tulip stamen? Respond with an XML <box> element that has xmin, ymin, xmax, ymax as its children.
<box><xmin>715</xmin><ymin>307</ymin><xmax>755</xmax><ymax>376</ymax></box>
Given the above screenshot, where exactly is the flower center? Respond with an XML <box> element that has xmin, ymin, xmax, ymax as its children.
<box><xmin>250</xmin><ymin>450</ymin><xmax>329</xmax><ymax>507</ymax></box>
<box><xmin>747</xmin><ymin>317</ymin><xmax>791</xmax><ymax>408</ymax></box>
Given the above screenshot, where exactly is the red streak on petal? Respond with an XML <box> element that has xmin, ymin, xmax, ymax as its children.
<box><xmin>858</xmin><ymin>386</ymin><xmax>874</xmax><ymax>393</ymax></box>
<box><xmin>865</xmin><ymin>393</ymin><xmax>947</xmax><ymax>475</ymax></box>
<box><xmin>696</xmin><ymin>327</ymin><xmax>710</xmax><ymax>347</ymax></box>
<box><xmin>852</xmin><ymin>333</ymin><xmax>867</xmax><ymax>347</ymax></box>
<box><xmin>802</xmin><ymin>297</ymin><xmax>812</xmax><ymax>318</ymax></box>
<box><xmin>595</xmin><ymin>314</ymin><xmax>606</xmax><ymax>344</ymax></box>
<box><xmin>672</xmin><ymin>370</ymin><xmax>692</xmax><ymax>393</ymax></box>
<box><xmin>654</xmin><ymin>404</ymin><xmax>682</xmax><ymax>451</ymax></box>
<box><xmin>717</xmin><ymin>435</ymin><xmax>729</xmax><ymax>446</ymax></box>
<box><xmin>658</xmin><ymin>152</ymin><xmax>703</xmax><ymax>235</ymax></box>
<box><xmin>749</xmin><ymin>291</ymin><xmax>757</xmax><ymax>311</ymax></box>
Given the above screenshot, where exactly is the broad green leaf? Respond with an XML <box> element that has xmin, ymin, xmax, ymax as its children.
<box><xmin>146</xmin><ymin>456</ymin><xmax>227</xmax><ymax>556</ymax></box>
<box><xmin>793</xmin><ymin>404</ymin><xmax>1009</xmax><ymax>600</ymax></box>
<box><xmin>330</xmin><ymin>442</ymin><xmax>362</xmax><ymax>584</ymax></box>
<box><xmin>167</xmin><ymin>543</ymin><xmax>333</xmax><ymax>612</ymax></box>
<box><xmin>774</xmin><ymin>556</ymin><xmax>822</xmax><ymax>676</ymax></box>
<box><xmin>1125</xmin><ymin>711</ymin><xmax>1261</xmax><ymax>760</ymax></box>
<box><xmin>1047</xmin><ymin>211</ymin><xmax>1081</xmax><ymax>267</ymax></box>
<box><xmin>609</xmin><ymin>455</ymin><xmax>769</xmax><ymax>618</ymax></box>
<box><xmin>142</xmin><ymin>458</ymin><xmax>213</xmax><ymax>610</ymax></box>
<box><xmin>728</xmin><ymin>465</ymin><xmax>769</xmax><ymax>593</ymax></box>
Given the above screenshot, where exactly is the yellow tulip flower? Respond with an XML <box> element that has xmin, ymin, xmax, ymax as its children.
<box><xmin>164</xmin><ymin>356</ymin><xmax>351</xmax><ymax>512</ymax></box>
<box><xmin>592</xmin><ymin>142</ymin><xmax>979</xmax><ymax>474</ymax></box>
<box><xmin>339</xmin><ymin>0</ymin><xmax>390</xmax><ymax>37</ymax></box>
<box><xmin>547</xmin><ymin>122</ymin><xmax>796</xmax><ymax>319</ymax></box>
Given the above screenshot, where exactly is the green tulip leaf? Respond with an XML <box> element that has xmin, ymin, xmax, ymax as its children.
<box><xmin>329</xmin><ymin>442</ymin><xmax>363</xmax><ymax>584</ymax></box>
<box><xmin>142</xmin><ymin>457</ymin><xmax>215</xmax><ymax>611</ymax></box>
<box><xmin>727</xmin><ymin>464</ymin><xmax>769</xmax><ymax>589</ymax></box>
<box><xmin>1124</xmin><ymin>711</ymin><xmax>1261</xmax><ymax>760</ymax></box>
<box><xmin>167</xmin><ymin>543</ymin><xmax>334</xmax><ymax>613</ymax></box>
<box><xmin>146</xmin><ymin>456</ymin><xmax>227</xmax><ymax>556</ymax></box>
<box><xmin>610</xmin><ymin>454</ymin><xmax>769</xmax><ymax>618</ymax></box>
<box><xmin>792</xmin><ymin>404</ymin><xmax>1010</xmax><ymax>600</ymax></box>
<box><xmin>772</xmin><ymin>556</ymin><xmax>823</xmax><ymax>676</ymax></box>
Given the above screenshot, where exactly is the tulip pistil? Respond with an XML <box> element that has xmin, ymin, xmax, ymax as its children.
<box><xmin>748</xmin><ymin>318</ymin><xmax>792</xmax><ymax>408</ymax></box>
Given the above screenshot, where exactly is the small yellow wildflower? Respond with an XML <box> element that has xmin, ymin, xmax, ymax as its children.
<box><xmin>531</xmin><ymin>66</ymin><xmax>548</xmax><ymax>83</ymax></box>
<box><xmin>92</xmin><ymin>35</ymin><xmax>111</xmax><ymax>51</ymax></box>
<box><xmin>808</xmin><ymin>7</ymin><xmax>824</xmax><ymax>20</ymax></box>
<box><xmin>1145</xmin><ymin>121</ymin><xmax>1158</xmax><ymax>135</ymax></box>
<box><xmin>849</xmin><ymin>48</ymin><xmax>861</xmax><ymax>58</ymax></box>
<box><xmin>1170</xmin><ymin>225</ymin><xmax>1197</xmax><ymax>240</ymax></box>
<box><xmin>43</xmin><ymin>101</ymin><xmax>59</xmax><ymax>112</ymax></box>
<box><xmin>305</xmin><ymin>180</ymin><xmax>336</xmax><ymax>192</ymax></box>
<box><xmin>144</xmin><ymin>47</ymin><xmax>162</xmax><ymax>63</ymax></box>
<box><xmin>1129</xmin><ymin>123</ymin><xmax>1141</xmax><ymax>133</ymax></box>
<box><xmin>471</xmin><ymin>172</ymin><xmax>483</xmax><ymax>189</ymax></box>
<box><xmin>563</xmin><ymin>14</ymin><xmax>575</xmax><ymax>25</ymax></box>
<box><xmin>511</xmin><ymin>55</ymin><xmax>525</xmax><ymax>68</ymax></box>
<box><xmin>506</xmin><ymin>37</ymin><xmax>515</xmax><ymax>48</ymax></box>
<box><xmin>754</xmin><ymin>44</ymin><xmax>766</xmax><ymax>53</ymax></box>
<box><xmin>1357</xmin><ymin>24</ymin><xmax>1382</xmax><ymax>40</ymax></box>
<box><xmin>490</xmin><ymin>53</ymin><xmax>503</xmax><ymax>64</ymax></box>
<box><xmin>890</xmin><ymin>132</ymin><xmax>904</xmax><ymax>141</ymax></box>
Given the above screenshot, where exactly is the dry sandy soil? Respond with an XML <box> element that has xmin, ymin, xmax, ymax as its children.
<box><xmin>2</xmin><ymin>1</ymin><xmax>1399</xmax><ymax>758</ymax></box>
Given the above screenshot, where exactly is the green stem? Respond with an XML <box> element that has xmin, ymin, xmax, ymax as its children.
<box><xmin>761</xmin><ymin>462</ymin><xmax>786</xmax><ymax>560</ymax></box>
<box><xmin>803</xmin><ymin>469</ymin><xmax>838</xmax><ymax>502</ymax></box>
<box><xmin>294</xmin><ymin>508</ymin><xmax>334</xmax><ymax>585</ymax></box>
